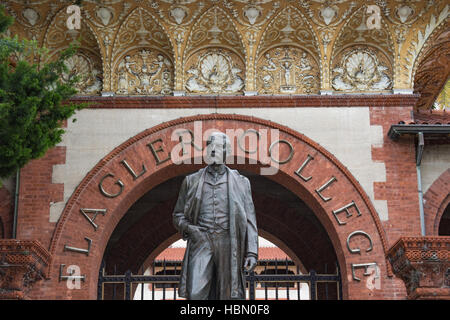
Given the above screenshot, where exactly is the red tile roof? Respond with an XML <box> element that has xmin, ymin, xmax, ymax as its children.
<box><xmin>412</xmin><ymin>110</ymin><xmax>450</xmax><ymax>125</ymax></box>
<box><xmin>155</xmin><ymin>247</ymin><xmax>291</xmax><ymax>261</ymax></box>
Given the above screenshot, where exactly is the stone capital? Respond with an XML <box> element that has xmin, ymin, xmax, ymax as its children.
<box><xmin>387</xmin><ymin>236</ymin><xmax>450</xmax><ymax>300</ymax></box>
<box><xmin>0</xmin><ymin>240</ymin><xmax>51</xmax><ymax>300</ymax></box>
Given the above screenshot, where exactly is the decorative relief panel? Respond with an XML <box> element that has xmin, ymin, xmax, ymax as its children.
<box><xmin>332</xmin><ymin>46</ymin><xmax>393</xmax><ymax>92</ymax></box>
<box><xmin>112</xmin><ymin>7</ymin><xmax>172</xmax><ymax>57</ymax></box>
<box><xmin>255</xmin><ymin>6</ymin><xmax>320</xmax><ymax>93</ymax></box>
<box><xmin>256</xmin><ymin>46</ymin><xmax>319</xmax><ymax>94</ymax></box>
<box><xmin>82</xmin><ymin>2</ymin><xmax>132</xmax><ymax>92</ymax></box>
<box><xmin>111</xmin><ymin>7</ymin><xmax>174</xmax><ymax>95</ymax></box>
<box><xmin>184</xmin><ymin>6</ymin><xmax>245</xmax><ymax>61</ymax></box>
<box><xmin>113</xmin><ymin>49</ymin><xmax>174</xmax><ymax>95</ymax></box>
<box><xmin>42</xmin><ymin>7</ymin><xmax>103</xmax><ymax>95</ymax></box>
<box><xmin>150</xmin><ymin>0</ymin><xmax>204</xmax><ymax>26</ymax></box>
<box><xmin>184</xmin><ymin>48</ymin><xmax>245</xmax><ymax>94</ymax></box>
<box><xmin>387</xmin><ymin>236</ymin><xmax>450</xmax><ymax>300</ymax></box>
<box><xmin>408</xmin><ymin>4</ymin><xmax>449</xmax><ymax>87</ymax></box>
<box><xmin>222</xmin><ymin>0</ymin><xmax>279</xmax><ymax>28</ymax></box>
<box><xmin>2</xmin><ymin>0</ymin><xmax>449</xmax><ymax>103</ymax></box>
<box><xmin>62</xmin><ymin>52</ymin><xmax>103</xmax><ymax>95</ymax></box>
<box><xmin>413</xmin><ymin>27</ymin><xmax>450</xmax><ymax>110</ymax></box>
<box><xmin>43</xmin><ymin>8</ymin><xmax>99</xmax><ymax>51</ymax></box>
<box><xmin>333</xmin><ymin>6</ymin><xmax>394</xmax><ymax>59</ymax></box>
<box><xmin>257</xmin><ymin>6</ymin><xmax>320</xmax><ymax>59</ymax></box>
<box><xmin>298</xmin><ymin>0</ymin><xmax>357</xmax><ymax>28</ymax></box>
<box><xmin>3</xmin><ymin>4</ymin><xmax>57</xmax><ymax>43</ymax></box>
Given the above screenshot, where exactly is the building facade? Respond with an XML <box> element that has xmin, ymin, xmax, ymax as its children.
<box><xmin>0</xmin><ymin>0</ymin><xmax>449</xmax><ymax>300</ymax></box>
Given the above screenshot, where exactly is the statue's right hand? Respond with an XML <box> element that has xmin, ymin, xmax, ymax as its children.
<box><xmin>187</xmin><ymin>225</ymin><xmax>207</xmax><ymax>241</ymax></box>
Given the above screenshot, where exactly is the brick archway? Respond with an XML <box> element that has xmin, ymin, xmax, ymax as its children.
<box><xmin>42</xmin><ymin>114</ymin><xmax>391</xmax><ymax>300</ymax></box>
<box><xmin>102</xmin><ymin>174</ymin><xmax>330</xmax><ymax>279</ymax></box>
<box><xmin>424</xmin><ymin>169</ymin><xmax>450</xmax><ymax>235</ymax></box>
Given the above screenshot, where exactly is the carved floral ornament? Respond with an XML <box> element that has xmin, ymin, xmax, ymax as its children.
<box><xmin>332</xmin><ymin>47</ymin><xmax>393</xmax><ymax>92</ymax></box>
<box><xmin>184</xmin><ymin>6</ymin><xmax>245</xmax><ymax>59</ymax></box>
<box><xmin>184</xmin><ymin>48</ymin><xmax>245</xmax><ymax>94</ymax></box>
<box><xmin>61</xmin><ymin>53</ymin><xmax>103</xmax><ymax>95</ymax></box>
<box><xmin>1</xmin><ymin>0</ymin><xmax>448</xmax><ymax>99</ymax></box>
<box><xmin>114</xmin><ymin>49</ymin><xmax>174</xmax><ymax>95</ymax></box>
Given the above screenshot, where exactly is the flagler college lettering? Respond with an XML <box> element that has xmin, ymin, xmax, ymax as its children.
<box><xmin>59</xmin><ymin>127</ymin><xmax>378</xmax><ymax>286</ymax></box>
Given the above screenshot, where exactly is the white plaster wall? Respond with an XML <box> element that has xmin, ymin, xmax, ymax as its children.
<box><xmin>421</xmin><ymin>144</ymin><xmax>450</xmax><ymax>193</ymax></box>
<box><xmin>50</xmin><ymin>107</ymin><xmax>388</xmax><ymax>222</ymax></box>
<box><xmin>1</xmin><ymin>176</ymin><xmax>15</xmax><ymax>196</ymax></box>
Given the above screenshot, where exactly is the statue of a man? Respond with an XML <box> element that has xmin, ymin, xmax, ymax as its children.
<box><xmin>173</xmin><ymin>132</ymin><xmax>258</xmax><ymax>300</ymax></box>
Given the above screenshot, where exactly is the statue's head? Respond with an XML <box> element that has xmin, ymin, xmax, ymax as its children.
<box><xmin>205</xmin><ymin>131</ymin><xmax>232</xmax><ymax>165</ymax></box>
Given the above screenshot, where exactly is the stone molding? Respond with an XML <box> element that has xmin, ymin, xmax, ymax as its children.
<box><xmin>68</xmin><ymin>94</ymin><xmax>420</xmax><ymax>109</ymax></box>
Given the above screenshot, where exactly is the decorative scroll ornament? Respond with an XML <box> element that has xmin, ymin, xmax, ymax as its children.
<box><xmin>2</xmin><ymin>3</ymin><xmax>57</xmax><ymax>42</ymax></box>
<box><xmin>396</xmin><ymin>5</ymin><xmax>414</xmax><ymax>24</ymax></box>
<box><xmin>115</xmin><ymin>49</ymin><xmax>173</xmax><ymax>95</ymax></box>
<box><xmin>62</xmin><ymin>53</ymin><xmax>103</xmax><ymax>95</ymax></box>
<box><xmin>377</xmin><ymin>0</ymin><xmax>433</xmax><ymax>26</ymax></box>
<box><xmin>43</xmin><ymin>7</ymin><xmax>98</xmax><ymax>49</ymax></box>
<box><xmin>320</xmin><ymin>5</ymin><xmax>338</xmax><ymax>25</ymax></box>
<box><xmin>374</xmin><ymin>0</ymin><xmax>435</xmax><ymax>87</ymax></box>
<box><xmin>84</xmin><ymin>2</ymin><xmax>131</xmax><ymax>29</ymax></box>
<box><xmin>298</xmin><ymin>0</ymin><xmax>357</xmax><ymax>29</ymax></box>
<box><xmin>258</xmin><ymin>6</ymin><xmax>319</xmax><ymax>61</ymax></box>
<box><xmin>22</xmin><ymin>8</ymin><xmax>40</xmax><ymax>26</ymax></box>
<box><xmin>184</xmin><ymin>6</ymin><xmax>244</xmax><ymax>58</ymax></box>
<box><xmin>222</xmin><ymin>0</ymin><xmax>278</xmax><ymax>28</ymax></box>
<box><xmin>113</xmin><ymin>7</ymin><xmax>171</xmax><ymax>53</ymax></box>
<box><xmin>333</xmin><ymin>6</ymin><xmax>394</xmax><ymax>58</ymax></box>
<box><xmin>406</xmin><ymin>4</ymin><xmax>449</xmax><ymax>85</ymax></box>
<box><xmin>170</xmin><ymin>7</ymin><xmax>187</xmax><ymax>24</ymax></box>
<box><xmin>96</xmin><ymin>7</ymin><xmax>114</xmax><ymax>26</ymax></box>
<box><xmin>332</xmin><ymin>48</ymin><xmax>392</xmax><ymax>91</ymax></box>
<box><xmin>150</xmin><ymin>1</ymin><xmax>204</xmax><ymax>27</ymax></box>
<box><xmin>185</xmin><ymin>49</ymin><xmax>245</xmax><ymax>94</ymax></box>
<box><xmin>244</xmin><ymin>6</ymin><xmax>261</xmax><ymax>25</ymax></box>
<box><xmin>256</xmin><ymin>47</ymin><xmax>319</xmax><ymax>94</ymax></box>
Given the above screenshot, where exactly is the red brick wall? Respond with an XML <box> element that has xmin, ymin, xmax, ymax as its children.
<box><xmin>423</xmin><ymin>169</ymin><xmax>450</xmax><ymax>235</ymax></box>
<box><xmin>8</xmin><ymin>96</ymin><xmax>428</xmax><ymax>300</ymax></box>
<box><xmin>24</xmin><ymin>114</ymin><xmax>393</xmax><ymax>300</ymax></box>
<box><xmin>0</xmin><ymin>187</ymin><xmax>13</xmax><ymax>239</ymax></box>
<box><xmin>370</xmin><ymin>106</ymin><xmax>422</xmax><ymax>246</ymax></box>
<box><xmin>16</xmin><ymin>146</ymin><xmax>66</xmax><ymax>249</ymax></box>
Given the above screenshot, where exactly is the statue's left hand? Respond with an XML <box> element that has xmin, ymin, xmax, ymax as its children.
<box><xmin>244</xmin><ymin>256</ymin><xmax>257</xmax><ymax>272</ymax></box>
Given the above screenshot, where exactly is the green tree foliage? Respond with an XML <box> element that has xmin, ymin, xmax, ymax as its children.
<box><xmin>0</xmin><ymin>5</ymin><xmax>87</xmax><ymax>182</ymax></box>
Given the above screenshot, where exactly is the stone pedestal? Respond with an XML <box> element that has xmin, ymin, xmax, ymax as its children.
<box><xmin>0</xmin><ymin>240</ymin><xmax>50</xmax><ymax>300</ymax></box>
<box><xmin>387</xmin><ymin>236</ymin><xmax>450</xmax><ymax>300</ymax></box>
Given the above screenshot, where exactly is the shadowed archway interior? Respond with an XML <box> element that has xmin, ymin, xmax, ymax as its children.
<box><xmin>101</xmin><ymin>170</ymin><xmax>338</xmax><ymax>283</ymax></box>
<box><xmin>438</xmin><ymin>203</ymin><xmax>450</xmax><ymax>236</ymax></box>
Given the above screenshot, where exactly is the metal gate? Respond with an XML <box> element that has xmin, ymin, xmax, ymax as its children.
<box><xmin>98</xmin><ymin>260</ymin><xmax>342</xmax><ymax>300</ymax></box>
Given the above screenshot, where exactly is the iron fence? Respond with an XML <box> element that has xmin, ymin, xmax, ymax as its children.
<box><xmin>98</xmin><ymin>260</ymin><xmax>342</xmax><ymax>300</ymax></box>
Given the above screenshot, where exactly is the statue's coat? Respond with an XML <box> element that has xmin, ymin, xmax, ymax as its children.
<box><xmin>173</xmin><ymin>167</ymin><xmax>258</xmax><ymax>299</ymax></box>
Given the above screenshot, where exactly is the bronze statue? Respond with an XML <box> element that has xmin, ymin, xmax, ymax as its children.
<box><xmin>173</xmin><ymin>131</ymin><xmax>258</xmax><ymax>300</ymax></box>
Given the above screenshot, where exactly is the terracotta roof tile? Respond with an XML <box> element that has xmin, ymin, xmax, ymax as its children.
<box><xmin>411</xmin><ymin>110</ymin><xmax>450</xmax><ymax>125</ymax></box>
<box><xmin>155</xmin><ymin>247</ymin><xmax>291</xmax><ymax>261</ymax></box>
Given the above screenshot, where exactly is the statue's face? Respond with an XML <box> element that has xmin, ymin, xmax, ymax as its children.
<box><xmin>205</xmin><ymin>133</ymin><xmax>227</xmax><ymax>165</ymax></box>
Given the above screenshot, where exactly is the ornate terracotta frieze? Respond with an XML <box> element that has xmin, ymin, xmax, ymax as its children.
<box><xmin>0</xmin><ymin>240</ymin><xmax>50</xmax><ymax>300</ymax></box>
<box><xmin>387</xmin><ymin>236</ymin><xmax>450</xmax><ymax>300</ymax></box>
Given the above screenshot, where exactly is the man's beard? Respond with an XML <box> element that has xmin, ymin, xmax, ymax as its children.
<box><xmin>207</xmin><ymin>151</ymin><xmax>225</xmax><ymax>165</ymax></box>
